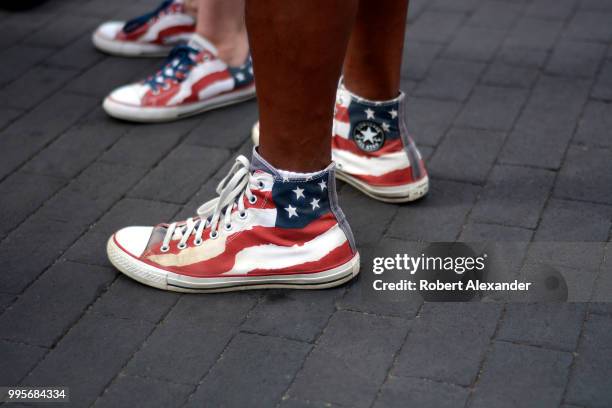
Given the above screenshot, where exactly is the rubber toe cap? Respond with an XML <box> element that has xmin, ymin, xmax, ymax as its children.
<box><xmin>113</xmin><ymin>226</ymin><xmax>154</xmax><ymax>258</ymax></box>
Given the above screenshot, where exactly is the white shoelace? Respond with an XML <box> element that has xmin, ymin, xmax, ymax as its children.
<box><xmin>160</xmin><ymin>156</ymin><xmax>260</xmax><ymax>252</ymax></box>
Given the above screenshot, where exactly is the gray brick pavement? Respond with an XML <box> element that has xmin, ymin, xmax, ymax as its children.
<box><xmin>1</xmin><ymin>0</ymin><xmax>611</xmax><ymax>406</ymax></box>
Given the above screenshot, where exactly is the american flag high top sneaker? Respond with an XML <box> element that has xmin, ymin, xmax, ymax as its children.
<box><xmin>251</xmin><ymin>85</ymin><xmax>429</xmax><ymax>202</ymax></box>
<box><xmin>331</xmin><ymin>84</ymin><xmax>429</xmax><ymax>202</ymax></box>
<box><xmin>106</xmin><ymin>150</ymin><xmax>360</xmax><ymax>292</ymax></box>
<box><xmin>103</xmin><ymin>35</ymin><xmax>255</xmax><ymax>122</ymax></box>
<box><xmin>92</xmin><ymin>0</ymin><xmax>195</xmax><ymax>57</ymax></box>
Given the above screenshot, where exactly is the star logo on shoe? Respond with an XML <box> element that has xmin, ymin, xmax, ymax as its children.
<box><xmin>353</xmin><ymin>121</ymin><xmax>385</xmax><ymax>152</ymax></box>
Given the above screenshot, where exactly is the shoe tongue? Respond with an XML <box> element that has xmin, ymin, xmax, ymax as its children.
<box><xmin>187</xmin><ymin>34</ymin><xmax>218</xmax><ymax>56</ymax></box>
<box><xmin>250</xmin><ymin>148</ymin><xmax>278</xmax><ymax>177</ymax></box>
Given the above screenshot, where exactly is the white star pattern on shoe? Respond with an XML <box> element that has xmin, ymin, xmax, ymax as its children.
<box><xmin>318</xmin><ymin>180</ymin><xmax>327</xmax><ymax>191</ymax></box>
<box><xmin>389</xmin><ymin>109</ymin><xmax>398</xmax><ymax>119</ymax></box>
<box><xmin>365</xmin><ymin>108</ymin><xmax>375</xmax><ymax>119</ymax></box>
<box><xmin>293</xmin><ymin>186</ymin><xmax>305</xmax><ymax>199</ymax></box>
<box><xmin>360</xmin><ymin>127</ymin><xmax>378</xmax><ymax>143</ymax></box>
<box><xmin>310</xmin><ymin>198</ymin><xmax>320</xmax><ymax>210</ymax></box>
<box><xmin>282</xmin><ymin>176</ymin><xmax>290</xmax><ymax>183</ymax></box>
<box><xmin>285</xmin><ymin>205</ymin><xmax>298</xmax><ymax>218</ymax></box>
<box><xmin>382</xmin><ymin>122</ymin><xmax>391</xmax><ymax>132</ymax></box>
<box><xmin>236</xmin><ymin>72</ymin><xmax>245</xmax><ymax>81</ymax></box>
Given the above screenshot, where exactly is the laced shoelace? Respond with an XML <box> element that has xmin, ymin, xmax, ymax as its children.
<box><xmin>123</xmin><ymin>0</ymin><xmax>175</xmax><ymax>33</ymax></box>
<box><xmin>160</xmin><ymin>156</ymin><xmax>262</xmax><ymax>252</ymax></box>
<box><xmin>144</xmin><ymin>45</ymin><xmax>200</xmax><ymax>92</ymax></box>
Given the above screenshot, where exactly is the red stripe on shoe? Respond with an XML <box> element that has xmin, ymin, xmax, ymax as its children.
<box><xmin>153</xmin><ymin>24</ymin><xmax>196</xmax><ymax>44</ymax></box>
<box><xmin>184</xmin><ymin>69</ymin><xmax>232</xmax><ymax>103</ymax></box>
<box><xmin>142</xmin><ymin>214</ymin><xmax>342</xmax><ymax>277</ymax></box>
<box><xmin>347</xmin><ymin>162</ymin><xmax>427</xmax><ymax>187</ymax></box>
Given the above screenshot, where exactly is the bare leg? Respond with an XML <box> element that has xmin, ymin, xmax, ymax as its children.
<box><xmin>342</xmin><ymin>0</ymin><xmax>409</xmax><ymax>100</ymax></box>
<box><xmin>246</xmin><ymin>0</ymin><xmax>358</xmax><ymax>172</ymax></box>
<box><xmin>183</xmin><ymin>0</ymin><xmax>198</xmax><ymax>16</ymax></box>
<box><xmin>196</xmin><ymin>0</ymin><xmax>249</xmax><ymax>66</ymax></box>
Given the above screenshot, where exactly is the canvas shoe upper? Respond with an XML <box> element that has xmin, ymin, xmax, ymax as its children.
<box><xmin>331</xmin><ymin>84</ymin><xmax>429</xmax><ymax>202</ymax></box>
<box><xmin>92</xmin><ymin>0</ymin><xmax>196</xmax><ymax>57</ymax></box>
<box><xmin>251</xmin><ymin>84</ymin><xmax>429</xmax><ymax>202</ymax></box>
<box><xmin>107</xmin><ymin>149</ymin><xmax>360</xmax><ymax>292</ymax></box>
<box><xmin>103</xmin><ymin>35</ymin><xmax>256</xmax><ymax>122</ymax></box>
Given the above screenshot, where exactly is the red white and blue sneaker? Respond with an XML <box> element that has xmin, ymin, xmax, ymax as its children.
<box><xmin>331</xmin><ymin>84</ymin><xmax>429</xmax><ymax>202</ymax></box>
<box><xmin>252</xmin><ymin>84</ymin><xmax>429</xmax><ymax>202</ymax></box>
<box><xmin>103</xmin><ymin>35</ymin><xmax>255</xmax><ymax>122</ymax></box>
<box><xmin>92</xmin><ymin>0</ymin><xmax>195</xmax><ymax>57</ymax></box>
<box><xmin>106</xmin><ymin>149</ymin><xmax>360</xmax><ymax>292</ymax></box>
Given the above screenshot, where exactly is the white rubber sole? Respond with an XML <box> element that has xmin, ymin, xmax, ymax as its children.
<box><xmin>103</xmin><ymin>85</ymin><xmax>256</xmax><ymax>123</ymax></box>
<box><xmin>107</xmin><ymin>237</ymin><xmax>360</xmax><ymax>293</ymax></box>
<box><xmin>336</xmin><ymin>171</ymin><xmax>429</xmax><ymax>203</ymax></box>
<box><xmin>92</xmin><ymin>32</ymin><xmax>173</xmax><ymax>57</ymax></box>
<box><xmin>251</xmin><ymin>121</ymin><xmax>429</xmax><ymax>203</ymax></box>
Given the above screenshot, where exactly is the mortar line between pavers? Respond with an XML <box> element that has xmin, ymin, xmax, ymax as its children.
<box><xmin>462</xmin><ymin>303</ymin><xmax>506</xmax><ymax>408</ymax></box>
<box><xmin>0</xmin><ymin>106</ymin><xmax>26</xmax><ymax>133</ymax></box>
<box><xmin>0</xmin><ymin>336</ymin><xmax>50</xmax><ymax>350</ymax></box>
<box><xmin>369</xmin><ymin>298</ymin><xmax>425</xmax><ymax>408</ymax></box>
<box><xmin>585</xmin><ymin>238</ymin><xmax>611</xmax><ymax>313</ymax></box>
<box><xmin>389</xmin><ymin>373</ymin><xmax>471</xmax><ymax>390</ymax></box>
<box><xmin>494</xmin><ymin>338</ymin><xmax>581</xmax><ymax>354</ymax></box>
<box><xmin>559</xmin><ymin>306</ymin><xmax>593</xmax><ymax>406</ymax></box>
<box><xmin>589</xmin><ymin>95</ymin><xmax>612</xmax><ymax>103</ymax></box>
<box><xmin>570</xmin><ymin>140</ymin><xmax>612</xmax><ymax>151</ymax></box>
<box><xmin>335</xmin><ymin>305</ymin><xmax>419</xmax><ymax>320</ymax></box>
<box><xmin>378</xmin><ymin>205</ymin><xmax>401</xmax><ymax>239</ymax></box>
<box><xmin>237</xmin><ymin>329</ymin><xmax>315</xmax><ymax>345</ymax></box>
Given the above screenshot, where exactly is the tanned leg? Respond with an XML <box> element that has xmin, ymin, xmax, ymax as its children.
<box><xmin>196</xmin><ymin>0</ymin><xmax>249</xmax><ymax>66</ymax></box>
<box><xmin>246</xmin><ymin>0</ymin><xmax>358</xmax><ymax>172</ymax></box>
<box><xmin>342</xmin><ymin>0</ymin><xmax>409</xmax><ymax>100</ymax></box>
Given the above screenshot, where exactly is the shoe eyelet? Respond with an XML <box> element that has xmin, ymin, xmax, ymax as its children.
<box><xmin>194</xmin><ymin>238</ymin><xmax>203</xmax><ymax>246</ymax></box>
<box><xmin>238</xmin><ymin>211</ymin><xmax>248</xmax><ymax>220</ymax></box>
<box><xmin>224</xmin><ymin>223</ymin><xmax>233</xmax><ymax>231</ymax></box>
<box><xmin>258</xmin><ymin>181</ymin><xmax>265</xmax><ymax>189</ymax></box>
<box><xmin>248</xmin><ymin>196</ymin><xmax>257</xmax><ymax>204</ymax></box>
<box><xmin>177</xmin><ymin>242</ymin><xmax>187</xmax><ymax>250</ymax></box>
<box><xmin>209</xmin><ymin>231</ymin><xmax>219</xmax><ymax>239</ymax></box>
<box><xmin>160</xmin><ymin>245</ymin><xmax>170</xmax><ymax>252</ymax></box>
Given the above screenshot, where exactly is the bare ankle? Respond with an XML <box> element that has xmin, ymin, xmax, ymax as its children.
<box><xmin>198</xmin><ymin>29</ymin><xmax>249</xmax><ymax>66</ymax></box>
